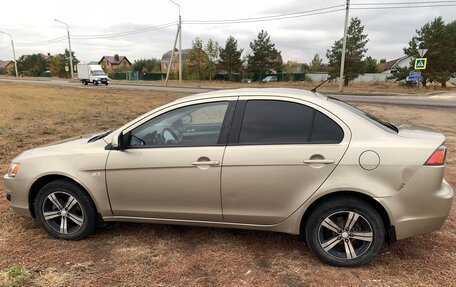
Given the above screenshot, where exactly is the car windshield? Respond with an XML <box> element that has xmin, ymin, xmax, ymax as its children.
<box><xmin>92</xmin><ymin>70</ymin><xmax>106</xmax><ymax>76</ymax></box>
<box><xmin>328</xmin><ymin>97</ymin><xmax>398</xmax><ymax>133</ymax></box>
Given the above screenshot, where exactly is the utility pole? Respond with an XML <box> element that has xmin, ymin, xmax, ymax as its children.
<box><xmin>338</xmin><ymin>0</ymin><xmax>350</xmax><ymax>92</ymax></box>
<box><xmin>55</xmin><ymin>19</ymin><xmax>74</xmax><ymax>80</ymax></box>
<box><xmin>165</xmin><ymin>0</ymin><xmax>182</xmax><ymax>86</ymax></box>
<box><xmin>0</xmin><ymin>31</ymin><xmax>18</xmax><ymax>77</ymax></box>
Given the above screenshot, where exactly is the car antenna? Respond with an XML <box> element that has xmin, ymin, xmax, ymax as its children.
<box><xmin>310</xmin><ymin>77</ymin><xmax>332</xmax><ymax>93</ymax></box>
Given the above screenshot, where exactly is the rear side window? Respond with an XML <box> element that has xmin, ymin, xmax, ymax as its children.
<box><xmin>238</xmin><ymin>100</ymin><xmax>343</xmax><ymax>144</ymax></box>
<box><xmin>311</xmin><ymin>111</ymin><xmax>344</xmax><ymax>143</ymax></box>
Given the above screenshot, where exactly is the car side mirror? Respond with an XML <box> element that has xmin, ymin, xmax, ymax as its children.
<box><xmin>111</xmin><ymin>132</ymin><xmax>126</xmax><ymax>151</ymax></box>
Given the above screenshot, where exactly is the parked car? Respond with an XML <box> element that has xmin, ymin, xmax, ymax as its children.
<box><xmin>4</xmin><ymin>88</ymin><xmax>453</xmax><ymax>267</ymax></box>
<box><xmin>262</xmin><ymin>76</ymin><xmax>277</xmax><ymax>83</ymax></box>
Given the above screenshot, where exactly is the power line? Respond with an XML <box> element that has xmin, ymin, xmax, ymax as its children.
<box><xmin>72</xmin><ymin>21</ymin><xmax>178</xmax><ymax>39</ymax></box>
<box><xmin>183</xmin><ymin>4</ymin><xmax>345</xmax><ymax>24</ymax></box>
<box><xmin>352</xmin><ymin>3</ymin><xmax>456</xmax><ymax>9</ymax></box>
<box><xmin>15</xmin><ymin>36</ymin><xmax>67</xmax><ymax>47</ymax></box>
<box><xmin>351</xmin><ymin>0</ymin><xmax>456</xmax><ymax>5</ymax></box>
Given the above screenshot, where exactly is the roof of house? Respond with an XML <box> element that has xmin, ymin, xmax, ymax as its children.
<box><xmin>379</xmin><ymin>55</ymin><xmax>411</xmax><ymax>71</ymax></box>
<box><xmin>0</xmin><ymin>60</ymin><xmax>14</xmax><ymax>69</ymax></box>
<box><xmin>161</xmin><ymin>49</ymin><xmax>191</xmax><ymax>62</ymax></box>
<box><xmin>99</xmin><ymin>55</ymin><xmax>132</xmax><ymax>65</ymax></box>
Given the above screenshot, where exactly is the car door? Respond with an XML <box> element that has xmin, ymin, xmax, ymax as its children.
<box><xmin>221</xmin><ymin>97</ymin><xmax>351</xmax><ymax>225</ymax></box>
<box><xmin>105</xmin><ymin>99</ymin><xmax>236</xmax><ymax>221</ymax></box>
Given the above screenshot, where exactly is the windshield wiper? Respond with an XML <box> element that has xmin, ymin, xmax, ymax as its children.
<box><xmin>88</xmin><ymin>131</ymin><xmax>111</xmax><ymax>142</ymax></box>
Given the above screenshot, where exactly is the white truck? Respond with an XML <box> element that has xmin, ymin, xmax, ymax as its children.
<box><xmin>77</xmin><ymin>64</ymin><xmax>109</xmax><ymax>86</ymax></box>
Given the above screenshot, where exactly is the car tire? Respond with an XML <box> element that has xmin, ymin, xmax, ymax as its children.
<box><xmin>305</xmin><ymin>196</ymin><xmax>384</xmax><ymax>267</ymax></box>
<box><xmin>35</xmin><ymin>180</ymin><xmax>97</xmax><ymax>240</ymax></box>
<box><xmin>93</xmin><ymin>80</ymin><xmax>99</xmax><ymax>86</ymax></box>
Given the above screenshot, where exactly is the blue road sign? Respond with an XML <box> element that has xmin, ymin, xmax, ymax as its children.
<box><xmin>406</xmin><ymin>71</ymin><xmax>422</xmax><ymax>82</ymax></box>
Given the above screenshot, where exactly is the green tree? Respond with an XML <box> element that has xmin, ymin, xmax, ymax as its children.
<box><xmin>218</xmin><ymin>36</ymin><xmax>244</xmax><ymax>81</ymax></box>
<box><xmin>282</xmin><ymin>60</ymin><xmax>299</xmax><ymax>81</ymax></box>
<box><xmin>403</xmin><ymin>17</ymin><xmax>456</xmax><ymax>87</ymax></box>
<box><xmin>205</xmin><ymin>39</ymin><xmax>219</xmax><ymax>81</ymax></box>
<box><xmin>326</xmin><ymin>17</ymin><xmax>369</xmax><ymax>85</ymax></box>
<box><xmin>48</xmin><ymin>49</ymin><xmax>80</xmax><ymax>78</ymax></box>
<box><xmin>309</xmin><ymin>53</ymin><xmax>324</xmax><ymax>72</ymax></box>
<box><xmin>133</xmin><ymin>58</ymin><xmax>160</xmax><ymax>73</ymax></box>
<box><xmin>17</xmin><ymin>54</ymin><xmax>48</xmax><ymax>76</ymax></box>
<box><xmin>187</xmin><ymin>37</ymin><xmax>209</xmax><ymax>80</ymax></box>
<box><xmin>364</xmin><ymin>56</ymin><xmax>379</xmax><ymax>73</ymax></box>
<box><xmin>247</xmin><ymin>30</ymin><xmax>281</xmax><ymax>74</ymax></box>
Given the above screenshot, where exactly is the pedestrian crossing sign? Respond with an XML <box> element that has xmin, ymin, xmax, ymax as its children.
<box><xmin>414</xmin><ymin>58</ymin><xmax>427</xmax><ymax>70</ymax></box>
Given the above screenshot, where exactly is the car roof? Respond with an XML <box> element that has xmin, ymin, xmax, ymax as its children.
<box><xmin>172</xmin><ymin>88</ymin><xmax>326</xmax><ymax>104</ymax></box>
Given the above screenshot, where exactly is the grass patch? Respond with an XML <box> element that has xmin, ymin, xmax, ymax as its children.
<box><xmin>1</xmin><ymin>265</ymin><xmax>31</xmax><ymax>287</ymax></box>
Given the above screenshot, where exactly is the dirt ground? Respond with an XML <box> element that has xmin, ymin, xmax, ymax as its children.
<box><xmin>0</xmin><ymin>82</ymin><xmax>455</xmax><ymax>287</ymax></box>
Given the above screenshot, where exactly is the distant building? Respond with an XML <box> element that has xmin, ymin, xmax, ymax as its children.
<box><xmin>160</xmin><ymin>49</ymin><xmax>191</xmax><ymax>72</ymax></box>
<box><xmin>0</xmin><ymin>60</ymin><xmax>14</xmax><ymax>70</ymax></box>
<box><xmin>378</xmin><ymin>55</ymin><xmax>413</xmax><ymax>73</ymax></box>
<box><xmin>20</xmin><ymin>53</ymin><xmax>53</xmax><ymax>62</ymax></box>
<box><xmin>98</xmin><ymin>54</ymin><xmax>132</xmax><ymax>71</ymax></box>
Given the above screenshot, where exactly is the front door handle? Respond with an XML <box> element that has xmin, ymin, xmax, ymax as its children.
<box><xmin>303</xmin><ymin>159</ymin><xmax>335</xmax><ymax>164</ymax></box>
<box><xmin>191</xmin><ymin>160</ymin><xmax>220</xmax><ymax>166</ymax></box>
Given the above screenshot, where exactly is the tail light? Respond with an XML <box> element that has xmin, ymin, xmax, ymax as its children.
<box><xmin>424</xmin><ymin>145</ymin><xmax>447</xmax><ymax>166</ymax></box>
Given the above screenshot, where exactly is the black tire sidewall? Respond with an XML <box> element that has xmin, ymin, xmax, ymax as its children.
<box><xmin>305</xmin><ymin>197</ymin><xmax>385</xmax><ymax>267</ymax></box>
<box><xmin>35</xmin><ymin>180</ymin><xmax>97</xmax><ymax>240</ymax></box>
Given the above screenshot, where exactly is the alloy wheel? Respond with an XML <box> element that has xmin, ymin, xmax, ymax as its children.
<box><xmin>42</xmin><ymin>191</ymin><xmax>85</xmax><ymax>235</ymax></box>
<box><xmin>318</xmin><ymin>211</ymin><xmax>374</xmax><ymax>260</ymax></box>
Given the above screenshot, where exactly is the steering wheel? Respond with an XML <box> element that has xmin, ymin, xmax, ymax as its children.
<box><xmin>162</xmin><ymin>127</ymin><xmax>181</xmax><ymax>145</ymax></box>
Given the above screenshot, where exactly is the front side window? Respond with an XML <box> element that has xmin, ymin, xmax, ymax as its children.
<box><xmin>128</xmin><ymin>102</ymin><xmax>229</xmax><ymax>147</ymax></box>
<box><xmin>238</xmin><ymin>100</ymin><xmax>343</xmax><ymax>144</ymax></box>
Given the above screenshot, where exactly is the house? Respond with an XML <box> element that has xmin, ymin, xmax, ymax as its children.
<box><xmin>20</xmin><ymin>53</ymin><xmax>53</xmax><ymax>63</ymax></box>
<box><xmin>98</xmin><ymin>54</ymin><xmax>132</xmax><ymax>71</ymax></box>
<box><xmin>160</xmin><ymin>49</ymin><xmax>191</xmax><ymax>72</ymax></box>
<box><xmin>378</xmin><ymin>55</ymin><xmax>413</xmax><ymax>73</ymax></box>
<box><xmin>0</xmin><ymin>60</ymin><xmax>14</xmax><ymax>70</ymax></box>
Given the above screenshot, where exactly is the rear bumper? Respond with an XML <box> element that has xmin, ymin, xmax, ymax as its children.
<box><xmin>378</xmin><ymin>179</ymin><xmax>453</xmax><ymax>240</ymax></box>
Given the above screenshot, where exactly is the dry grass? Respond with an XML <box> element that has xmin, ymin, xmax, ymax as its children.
<box><xmin>0</xmin><ymin>82</ymin><xmax>455</xmax><ymax>286</ymax></box>
<box><xmin>109</xmin><ymin>79</ymin><xmax>456</xmax><ymax>95</ymax></box>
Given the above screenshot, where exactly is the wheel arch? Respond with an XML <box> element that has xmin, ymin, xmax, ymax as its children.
<box><xmin>300</xmin><ymin>190</ymin><xmax>396</xmax><ymax>244</ymax></box>
<box><xmin>28</xmin><ymin>174</ymin><xmax>99</xmax><ymax>218</ymax></box>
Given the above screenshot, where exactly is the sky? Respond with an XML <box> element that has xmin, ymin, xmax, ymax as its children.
<box><xmin>0</xmin><ymin>0</ymin><xmax>455</xmax><ymax>64</ymax></box>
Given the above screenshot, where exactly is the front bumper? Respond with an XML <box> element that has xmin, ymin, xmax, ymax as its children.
<box><xmin>4</xmin><ymin>175</ymin><xmax>32</xmax><ymax>217</ymax></box>
<box><xmin>378</xmin><ymin>179</ymin><xmax>453</xmax><ymax>240</ymax></box>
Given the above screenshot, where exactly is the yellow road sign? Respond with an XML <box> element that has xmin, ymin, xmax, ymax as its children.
<box><xmin>414</xmin><ymin>58</ymin><xmax>427</xmax><ymax>70</ymax></box>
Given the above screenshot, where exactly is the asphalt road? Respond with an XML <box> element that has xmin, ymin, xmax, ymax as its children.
<box><xmin>1</xmin><ymin>78</ymin><xmax>456</xmax><ymax>107</ymax></box>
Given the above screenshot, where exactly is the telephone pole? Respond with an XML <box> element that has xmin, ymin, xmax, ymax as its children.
<box><xmin>165</xmin><ymin>0</ymin><xmax>182</xmax><ymax>86</ymax></box>
<box><xmin>55</xmin><ymin>19</ymin><xmax>74</xmax><ymax>79</ymax></box>
<box><xmin>0</xmin><ymin>31</ymin><xmax>18</xmax><ymax>77</ymax></box>
<box><xmin>338</xmin><ymin>0</ymin><xmax>350</xmax><ymax>92</ymax></box>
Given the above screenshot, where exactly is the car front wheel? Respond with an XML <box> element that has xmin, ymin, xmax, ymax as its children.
<box><xmin>305</xmin><ymin>196</ymin><xmax>385</xmax><ymax>267</ymax></box>
<box><xmin>35</xmin><ymin>180</ymin><xmax>97</xmax><ymax>240</ymax></box>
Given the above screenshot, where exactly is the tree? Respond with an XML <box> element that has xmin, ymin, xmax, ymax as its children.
<box><xmin>363</xmin><ymin>56</ymin><xmax>379</xmax><ymax>73</ymax></box>
<box><xmin>186</xmin><ymin>37</ymin><xmax>209</xmax><ymax>80</ymax></box>
<box><xmin>133</xmin><ymin>58</ymin><xmax>160</xmax><ymax>73</ymax></box>
<box><xmin>326</xmin><ymin>17</ymin><xmax>369</xmax><ymax>85</ymax></box>
<box><xmin>282</xmin><ymin>60</ymin><xmax>300</xmax><ymax>81</ymax></box>
<box><xmin>218</xmin><ymin>36</ymin><xmax>244</xmax><ymax>81</ymax></box>
<box><xmin>403</xmin><ymin>17</ymin><xmax>456</xmax><ymax>87</ymax></box>
<box><xmin>17</xmin><ymin>54</ymin><xmax>48</xmax><ymax>76</ymax></box>
<box><xmin>309</xmin><ymin>53</ymin><xmax>324</xmax><ymax>72</ymax></box>
<box><xmin>205</xmin><ymin>39</ymin><xmax>219</xmax><ymax>81</ymax></box>
<box><xmin>49</xmin><ymin>49</ymin><xmax>80</xmax><ymax>78</ymax></box>
<box><xmin>247</xmin><ymin>30</ymin><xmax>281</xmax><ymax>74</ymax></box>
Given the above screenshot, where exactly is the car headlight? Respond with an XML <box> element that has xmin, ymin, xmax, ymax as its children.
<box><xmin>7</xmin><ymin>163</ymin><xmax>20</xmax><ymax>177</ymax></box>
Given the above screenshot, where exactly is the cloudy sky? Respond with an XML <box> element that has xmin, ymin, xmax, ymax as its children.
<box><xmin>0</xmin><ymin>0</ymin><xmax>454</xmax><ymax>64</ymax></box>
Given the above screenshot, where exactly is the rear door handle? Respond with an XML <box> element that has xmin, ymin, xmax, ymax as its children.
<box><xmin>191</xmin><ymin>160</ymin><xmax>220</xmax><ymax>166</ymax></box>
<box><xmin>303</xmin><ymin>159</ymin><xmax>335</xmax><ymax>164</ymax></box>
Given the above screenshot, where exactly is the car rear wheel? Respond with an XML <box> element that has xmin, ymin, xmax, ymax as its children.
<box><xmin>305</xmin><ymin>196</ymin><xmax>384</xmax><ymax>267</ymax></box>
<box><xmin>35</xmin><ymin>180</ymin><xmax>97</xmax><ymax>240</ymax></box>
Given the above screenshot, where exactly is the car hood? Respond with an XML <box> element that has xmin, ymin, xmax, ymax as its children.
<box><xmin>395</xmin><ymin>123</ymin><xmax>445</xmax><ymax>142</ymax></box>
<box><xmin>14</xmin><ymin>131</ymin><xmax>108</xmax><ymax>160</ymax></box>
